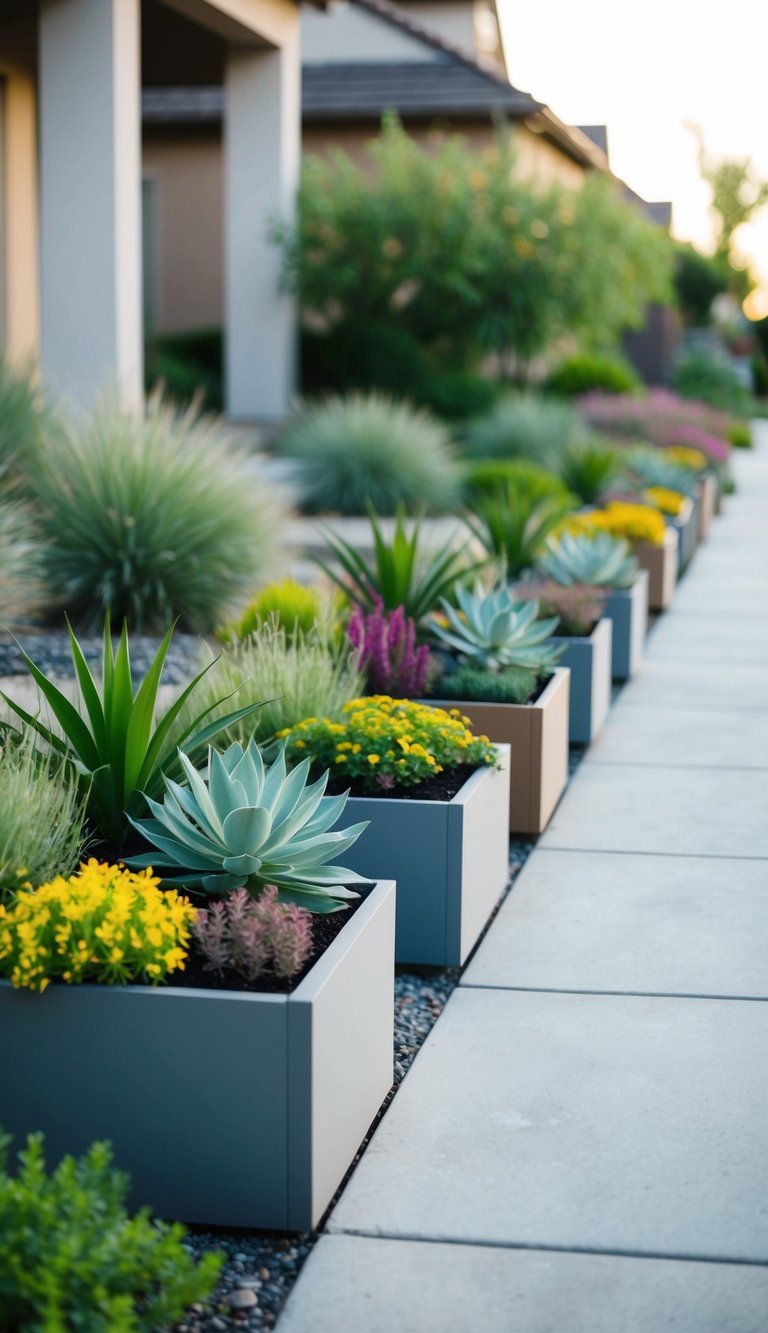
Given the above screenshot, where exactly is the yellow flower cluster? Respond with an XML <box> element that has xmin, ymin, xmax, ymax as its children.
<box><xmin>644</xmin><ymin>486</ymin><xmax>686</xmax><ymax>517</ymax></box>
<box><xmin>664</xmin><ymin>445</ymin><xmax>709</xmax><ymax>472</ymax></box>
<box><xmin>564</xmin><ymin>501</ymin><xmax>666</xmax><ymax>548</ymax></box>
<box><xmin>278</xmin><ymin>696</ymin><xmax>497</xmax><ymax>793</ymax></box>
<box><xmin>0</xmin><ymin>860</ymin><xmax>197</xmax><ymax>993</ymax></box>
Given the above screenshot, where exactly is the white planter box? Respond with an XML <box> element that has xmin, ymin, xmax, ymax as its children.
<box><xmin>329</xmin><ymin>747</ymin><xmax>511</xmax><ymax>966</ymax></box>
<box><xmin>603</xmin><ymin>571</ymin><xmax>649</xmax><ymax>681</ymax></box>
<box><xmin>0</xmin><ymin>879</ymin><xmax>395</xmax><ymax>1232</ymax></box>
<box><xmin>551</xmin><ymin>618</ymin><xmax>613</xmax><ymax>745</ymax></box>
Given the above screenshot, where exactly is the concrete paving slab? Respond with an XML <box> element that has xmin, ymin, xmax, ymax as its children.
<box><xmin>619</xmin><ymin>660</ymin><xmax>768</xmax><ymax>710</ymax></box>
<box><xmin>646</xmin><ymin>616</ymin><xmax>768</xmax><ymax>664</ymax></box>
<box><xmin>585</xmin><ymin>701</ymin><xmax>768</xmax><ymax>768</ymax></box>
<box><xmin>538</xmin><ymin>763</ymin><xmax>768</xmax><ymax>857</ymax></box>
<box><xmin>670</xmin><ymin>576</ymin><xmax>768</xmax><ymax>615</ymax></box>
<box><xmin>279</xmin><ymin>1235</ymin><xmax>768</xmax><ymax>1333</ymax></box>
<box><xmin>461</xmin><ymin>850</ymin><xmax>768</xmax><ymax>996</ymax></box>
<box><xmin>329</xmin><ymin>989</ymin><xmax>768</xmax><ymax>1262</ymax></box>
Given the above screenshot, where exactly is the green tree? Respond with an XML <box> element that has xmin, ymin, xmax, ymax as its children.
<box><xmin>690</xmin><ymin>126</ymin><xmax>768</xmax><ymax>262</ymax></box>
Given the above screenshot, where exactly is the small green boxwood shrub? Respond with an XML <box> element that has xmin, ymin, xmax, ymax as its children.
<box><xmin>728</xmin><ymin>420</ymin><xmax>753</xmax><ymax>448</ymax></box>
<box><xmin>28</xmin><ymin>396</ymin><xmax>278</xmax><ymax>632</ymax></box>
<box><xmin>547</xmin><ymin>353</ymin><xmax>640</xmax><ymax>398</ymax></box>
<box><xmin>461</xmin><ymin>394</ymin><xmax>583</xmax><ymax>463</ymax></box>
<box><xmin>464</xmin><ymin>458</ymin><xmax>571</xmax><ymax>506</ymax></box>
<box><xmin>276</xmin><ymin>393</ymin><xmax>462</xmax><ymax>514</ymax></box>
<box><xmin>0</xmin><ymin>1129</ymin><xmax>221</xmax><ymax>1331</ymax></box>
<box><xmin>412</xmin><ymin>372</ymin><xmax>500</xmax><ymax>422</ymax></box>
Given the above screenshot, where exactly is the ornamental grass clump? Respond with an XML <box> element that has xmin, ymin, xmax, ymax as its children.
<box><xmin>279</xmin><ymin>697</ymin><xmax>497</xmax><ymax>794</ymax></box>
<box><xmin>192</xmin><ymin>886</ymin><xmax>313</xmax><ymax>983</ymax></box>
<box><xmin>535</xmin><ymin>531</ymin><xmax>638</xmax><ymax>589</ymax></box>
<box><xmin>181</xmin><ymin>624</ymin><xmax>363</xmax><ymax>750</ymax></box>
<box><xmin>128</xmin><ymin>739</ymin><xmax>369</xmax><ymax>911</ymax></box>
<box><xmin>0</xmin><ymin>495</ymin><xmax>50</xmax><ymax>629</ymax></box>
<box><xmin>28</xmin><ymin>394</ymin><xmax>279</xmax><ymax>632</ymax></box>
<box><xmin>347</xmin><ymin>602</ymin><xmax>432</xmax><ymax>697</ymax></box>
<box><xmin>276</xmin><ymin>393</ymin><xmax>463</xmax><ymax>515</ymax></box>
<box><xmin>0</xmin><ymin>860</ymin><xmax>197</xmax><ymax>993</ymax></box>
<box><xmin>461</xmin><ymin>393</ymin><xmax>583</xmax><ymax>462</ymax></box>
<box><xmin>0</xmin><ymin>729</ymin><xmax>87</xmax><ymax>905</ymax></box>
<box><xmin>0</xmin><ymin>354</ymin><xmax>47</xmax><ymax>484</ymax></box>
<box><xmin>0</xmin><ymin>1130</ymin><xmax>222</xmax><ymax>1332</ymax></box>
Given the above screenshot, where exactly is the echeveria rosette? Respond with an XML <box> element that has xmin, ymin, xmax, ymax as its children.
<box><xmin>428</xmin><ymin>582</ymin><xmax>563</xmax><ymax>674</ymax></box>
<box><xmin>535</xmin><ymin>531</ymin><xmax>638</xmax><ymax>590</ymax></box>
<box><xmin>127</xmin><ymin>740</ymin><xmax>369</xmax><ymax>913</ymax></box>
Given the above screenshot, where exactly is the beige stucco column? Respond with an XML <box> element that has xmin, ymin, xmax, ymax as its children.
<box><xmin>38</xmin><ymin>0</ymin><xmax>142</xmax><ymax>407</ymax></box>
<box><xmin>224</xmin><ymin>25</ymin><xmax>300</xmax><ymax>422</ymax></box>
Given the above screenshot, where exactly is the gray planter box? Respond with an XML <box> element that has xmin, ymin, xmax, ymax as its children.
<box><xmin>0</xmin><ymin>879</ymin><xmax>395</xmax><ymax>1233</ymax></box>
<box><xmin>551</xmin><ymin>618</ymin><xmax>613</xmax><ymax>745</ymax></box>
<box><xmin>603</xmin><ymin>571</ymin><xmax>649</xmax><ymax>681</ymax></box>
<box><xmin>698</xmin><ymin>473</ymin><xmax>717</xmax><ymax>540</ymax></box>
<box><xmin>669</xmin><ymin>497</ymin><xmax>697</xmax><ymax>572</ymax></box>
<box><xmin>328</xmin><ymin>747</ymin><xmax>511</xmax><ymax>967</ymax></box>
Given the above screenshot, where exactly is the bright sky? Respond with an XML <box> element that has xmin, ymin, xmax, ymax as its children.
<box><xmin>498</xmin><ymin>0</ymin><xmax>768</xmax><ymax>314</ymax></box>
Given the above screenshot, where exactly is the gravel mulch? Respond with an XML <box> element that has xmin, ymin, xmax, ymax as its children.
<box><xmin>0</xmin><ymin>630</ymin><xmax>205</xmax><ymax>685</ymax></box>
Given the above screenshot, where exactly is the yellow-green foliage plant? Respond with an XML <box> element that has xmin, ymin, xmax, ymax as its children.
<box><xmin>279</xmin><ymin>696</ymin><xmax>497</xmax><ymax>794</ymax></box>
<box><xmin>180</xmin><ymin>623</ymin><xmax>364</xmax><ymax>751</ymax></box>
<box><xmin>0</xmin><ymin>860</ymin><xmax>197</xmax><ymax>992</ymax></box>
<box><xmin>0</xmin><ymin>1130</ymin><xmax>222</xmax><ymax>1332</ymax></box>
<box><xmin>219</xmin><ymin>578</ymin><xmax>340</xmax><ymax>644</ymax></box>
<box><xmin>0</xmin><ymin>729</ymin><xmax>86</xmax><ymax>905</ymax></box>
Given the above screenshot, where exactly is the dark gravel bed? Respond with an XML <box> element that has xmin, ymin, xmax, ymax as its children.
<box><xmin>0</xmin><ymin>630</ymin><xmax>205</xmax><ymax>684</ymax></box>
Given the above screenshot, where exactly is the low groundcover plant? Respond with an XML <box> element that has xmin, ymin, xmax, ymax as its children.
<box><xmin>0</xmin><ymin>860</ymin><xmax>197</xmax><ymax>993</ymax></box>
<box><xmin>0</xmin><ymin>1129</ymin><xmax>221</xmax><ymax>1332</ymax></box>
<box><xmin>279</xmin><ymin>696</ymin><xmax>497</xmax><ymax>794</ymax></box>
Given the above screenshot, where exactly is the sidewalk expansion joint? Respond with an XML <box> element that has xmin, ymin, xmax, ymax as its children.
<box><xmin>457</xmin><ymin>983</ymin><xmax>768</xmax><ymax>1002</ymax></box>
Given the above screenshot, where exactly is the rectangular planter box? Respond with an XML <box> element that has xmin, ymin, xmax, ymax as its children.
<box><xmin>635</xmin><ymin>527</ymin><xmax>679</xmax><ymax>612</ymax></box>
<box><xmin>426</xmin><ymin>670</ymin><xmax>569</xmax><ymax>839</ymax></box>
<box><xmin>668</xmin><ymin>496</ymin><xmax>697</xmax><ymax>573</ymax></box>
<box><xmin>331</xmin><ymin>746</ymin><xmax>511</xmax><ymax>966</ymax></box>
<box><xmin>0</xmin><ymin>879</ymin><xmax>396</xmax><ymax>1233</ymax></box>
<box><xmin>551</xmin><ymin>617</ymin><xmax>613</xmax><ymax>746</ymax></box>
<box><xmin>603</xmin><ymin>571</ymin><xmax>649</xmax><ymax>681</ymax></box>
<box><xmin>698</xmin><ymin>473</ymin><xmax>717</xmax><ymax>540</ymax></box>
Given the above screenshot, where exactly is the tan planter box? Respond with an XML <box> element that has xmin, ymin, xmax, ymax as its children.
<box><xmin>427</xmin><ymin>669</ymin><xmax>570</xmax><ymax>837</ymax></box>
<box><xmin>635</xmin><ymin>528</ymin><xmax>679</xmax><ymax>612</ymax></box>
<box><xmin>698</xmin><ymin>473</ymin><xmax>717</xmax><ymax>541</ymax></box>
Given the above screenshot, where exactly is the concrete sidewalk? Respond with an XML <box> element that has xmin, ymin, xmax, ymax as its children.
<box><xmin>279</xmin><ymin>430</ymin><xmax>768</xmax><ymax>1332</ymax></box>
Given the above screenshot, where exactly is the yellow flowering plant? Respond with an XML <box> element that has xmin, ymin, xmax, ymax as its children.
<box><xmin>278</xmin><ymin>697</ymin><xmax>497</xmax><ymax>794</ymax></box>
<box><xmin>643</xmin><ymin>486</ymin><xmax>686</xmax><ymax>517</ymax></box>
<box><xmin>664</xmin><ymin>445</ymin><xmax>709</xmax><ymax>472</ymax></box>
<box><xmin>563</xmin><ymin>501</ymin><xmax>666</xmax><ymax>548</ymax></box>
<box><xmin>0</xmin><ymin>860</ymin><xmax>197</xmax><ymax>993</ymax></box>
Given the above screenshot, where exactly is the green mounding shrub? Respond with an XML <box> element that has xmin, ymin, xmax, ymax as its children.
<box><xmin>0</xmin><ymin>728</ymin><xmax>87</xmax><ymax>903</ymax></box>
<box><xmin>554</xmin><ymin>437</ymin><xmax>622</xmax><ymax>504</ymax></box>
<box><xmin>464</xmin><ymin>458</ymin><xmax>572</xmax><ymax>506</ymax></box>
<box><xmin>28</xmin><ymin>395</ymin><xmax>278</xmax><ymax>633</ymax></box>
<box><xmin>671</xmin><ymin>347</ymin><xmax>754</xmax><ymax>415</ymax></box>
<box><xmin>316</xmin><ymin>508</ymin><xmax>487</xmax><ymax>620</ymax></box>
<box><xmin>0</xmin><ymin>355</ymin><xmax>47</xmax><ymax>484</ymax></box>
<box><xmin>219</xmin><ymin>578</ymin><xmax>339</xmax><ymax>644</ymax></box>
<box><xmin>411</xmin><ymin>372</ymin><xmax>500</xmax><ymax>422</ymax></box>
<box><xmin>178</xmin><ymin>624</ymin><xmax>363</xmax><ymax>751</ymax></box>
<box><xmin>299</xmin><ymin>322</ymin><xmax>431</xmax><ymax>398</ymax></box>
<box><xmin>0</xmin><ymin>1129</ymin><xmax>222</xmax><ymax>1331</ymax></box>
<box><xmin>546</xmin><ymin>353</ymin><xmax>640</xmax><ymax>398</ymax></box>
<box><xmin>728</xmin><ymin>420</ymin><xmax>753</xmax><ymax>448</ymax></box>
<box><xmin>461</xmin><ymin>394</ymin><xmax>583</xmax><ymax>463</ymax></box>
<box><xmin>276</xmin><ymin>393</ymin><xmax>462</xmax><ymax>515</ymax></box>
<box><xmin>436</xmin><ymin>662</ymin><xmax>539</xmax><ymax>705</ymax></box>
<box><xmin>0</xmin><ymin>496</ymin><xmax>50</xmax><ymax>629</ymax></box>
<box><xmin>466</xmin><ymin>488</ymin><xmax>574</xmax><ymax>579</ymax></box>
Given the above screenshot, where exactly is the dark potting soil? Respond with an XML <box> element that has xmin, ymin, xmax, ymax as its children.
<box><xmin>325</xmin><ymin>764</ymin><xmax>479</xmax><ymax>803</ymax></box>
<box><xmin>165</xmin><ymin>895</ymin><xmax>363</xmax><ymax>997</ymax></box>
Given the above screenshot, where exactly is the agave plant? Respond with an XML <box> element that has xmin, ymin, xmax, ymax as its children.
<box><xmin>127</xmin><ymin>739</ymin><xmax>369</xmax><ymax>912</ymax></box>
<box><xmin>428</xmin><ymin>583</ymin><xmax>562</xmax><ymax>673</ymax></box>
<box><xmin>536</xmin><ymin>531</ymin><xmax>637</xmax><ymax>590</ymax></box>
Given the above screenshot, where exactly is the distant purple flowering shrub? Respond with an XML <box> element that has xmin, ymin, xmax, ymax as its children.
<box><xmin>192</xmin><ymin>886</ymin><xmax>313</xmax><ymax>983</ymax></box>
<box><xmin>579</xmin><ymin>389</ymin><xmax>731</xmax><ymax>465</ymax></box>
<box><xmin>348</xmin><ymin>601</ymin><xmax>431</xmax><ymax>697</ymax></box>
